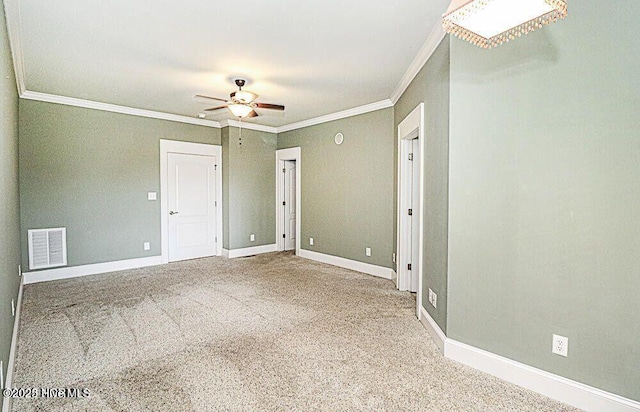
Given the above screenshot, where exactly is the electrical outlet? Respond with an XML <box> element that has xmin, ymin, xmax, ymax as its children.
<box><xmin>143</xmin><ymin>242</ymin><xmax>150</xmax><ymax>251</ymax></box>
<box><xmin>18</xmin><ymin>264</ymin><xmax>22</xmax><ymax>277</ymax></box>
<box><xmin>552</xmin><ymin>334</ymin><xmax>568</xmax><ymax>357</ymax></box>
<box><xmin>250</xmin><ymin>234</ymin><xmax>255</xmax><ymax>242</ymax></box>
<box><xmin>1</xmin><ymin>360</ymin><xmax>4</xmax><ymax>389</ymax></box>
<box><xmin>147</xmin><ymin>192</ymin><xmax>157</xmax><ymax>201</ymax></box>
<box><xmin>392</xmin><ymin>253</ymin><xmax>396</xmax><ymax>263</ymax></box>
<box><xmin>365</xmin><ymin>247</ymin><xmax>371</xmax><ymax>257</ymax></box>
<box><xmin>309</xmin><ymin>237</ymin><xmax>314</xmax><ymax>246</ymax></box>
<box><xmin>11</xmin><ymin>299</ymin><xmax>15</xmax><ymax>316</ymax></box>
<box><xmin>428</xmin><ymin>288</ymin><xmax>437</xmax><ymax>308</ymax></box>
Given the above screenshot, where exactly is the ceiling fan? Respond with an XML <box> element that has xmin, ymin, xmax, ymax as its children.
<box><xmin>196</xmin><ymin>79</ymin><xmax>285</xmax><ymax>119</ymax></box>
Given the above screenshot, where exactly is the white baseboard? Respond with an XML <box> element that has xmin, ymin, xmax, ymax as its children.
<box><xmin>223</xmin><ymin>244</ymin><xmax>276</xmax><ymax>259</ymax></box>
<box><xmin>2</xmin><ymin>278</ymin><xmax>24</xmax><ymax>412</ymax></box>
<box><xmin>419</xmin><ymin>305</ymin><xmax>446</xmax><ymax>354</ymax></box>
<box><xmin>446</xmin><ymin>340</ymin><xmax>640</xmax><ymax>412</ymax></box>
<box><xmin>298</xmin><ymin>249</ymin><xmax>394</xmax><ymax>280</ymax></box>
<box><xmin>22</xmin><ymin>256</ymin><xmax>163</xmax><ymax>284</ymax></box>
<box><xmin>417</xmin><ymin>308</ymin><xmax>640</xmax><ymax>412</ymax></box>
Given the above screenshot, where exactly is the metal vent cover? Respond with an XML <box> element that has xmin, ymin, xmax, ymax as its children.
<box><xmin>28</xmin><ymin>228</ymin><xmax>67</xmax><ymax>270</ymax></box>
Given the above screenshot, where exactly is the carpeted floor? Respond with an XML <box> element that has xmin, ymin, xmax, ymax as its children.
<box><xmin>10</xmin><ymin>252</ymin><xmax>579</xmax><ymax>411</ymax></box>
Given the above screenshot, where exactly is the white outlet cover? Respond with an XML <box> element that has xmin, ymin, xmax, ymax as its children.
<box><xmin>309</xmin><ymin>237</ymin><xmax>314</xmax><ymax>245</ymax></box>
<box><xmin>365</xmin><ymin>247</ymin><xmax>371</xmax><ymax>256</ymax></box>
<box><xmin>1</xmin><ymin>360</ymin><xmax>4</xmax><ymax>388</ymax></box>
<box><xmin>148</xmin><ymin>192</ymin><xmax>157</xmax><ymax>201</ymax></box>
<box><xmin>250</xmin><ymin>234</ymin><xmax>255</xmax><ymax>242</ymax></box>
<box><xmin>552</xmin><ymin>334</ymin><xmax>569</xmax><ymax>357</ymax></box>
<box><xmin>143</xmin><ymin>242</ymin><xmax>150</xmax><ymax>251</ymax></box>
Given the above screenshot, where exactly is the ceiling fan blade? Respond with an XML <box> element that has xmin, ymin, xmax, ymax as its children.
<box><xmin>255</xmin><ymin>103</ymin><xmax>285</xmax><ymax>111</ymax></box>
<box><xmin>246</xmin><ymin>110</ymin><xmax>259</xmax><ymax>118</ymax></box>
<box><xmin>204</xmin><ymin>105</ymin><xmax>228</xmax><ymax>111</ymax></box>
<box><xmin>195</xmin><ymin>94</ymin><xmax>229</xmax><ymax>103</ymax></box>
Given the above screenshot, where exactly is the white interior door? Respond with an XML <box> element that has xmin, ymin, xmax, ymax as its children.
<box><xmin>168</xmin><ymin>153</ymin><xmax>217</xmax><ymax>262</ymax></box>
<box><xmin>283</xmin><ymin>160</ymin><xmax>297</xmax><ymax>251</ymax></box>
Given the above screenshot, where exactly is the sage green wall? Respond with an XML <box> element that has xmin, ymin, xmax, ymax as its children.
<box><xmin>223</xmin><ymin>126</ymin><xmax>276</xmax><ymax>250</ymax></box>
<box><xmin>221</xmin><ymin>127</ymin><xmax>230</xmax><ymax>249</ymax></box>
<box><xmin>278</xmin><ymin>108</ymin><xmax>394</xmax><ymax>268</ymax></box>
<box><xmin>394</xmin><ymin>37</ymin><xmax>450</xmax><ymax>332</ymax></box>
<box><xmin>448</xmin><ymin>1</ymin><xmax>640</xmax><ymax>401</ymax></box>
<box><xmin>0</xmin><ymin>0</ymin><xmax>20</xmax><ymax>395</ymax></box>
<box><xmin>19</xmin><ymin>100</ymin><xmax>220</xmax><ymax>269</ymax></box>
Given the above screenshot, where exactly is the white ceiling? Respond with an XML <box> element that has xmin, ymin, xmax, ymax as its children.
<box><xmin>13</xmin><ymin>0</ymin><xmax>449</xmax><ymax>127</ymax></box>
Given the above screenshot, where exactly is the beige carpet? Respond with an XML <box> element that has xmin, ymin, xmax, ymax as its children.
<box><xmin>10</xmin><ymin>252</ymin><xmax>578</xmax><ymax>411</ymax></box>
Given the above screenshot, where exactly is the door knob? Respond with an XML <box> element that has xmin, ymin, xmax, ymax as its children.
<box><xmin>169</xmin><ymin>211</ymin><xmax>179</xmax><ymax>215</ymax></box>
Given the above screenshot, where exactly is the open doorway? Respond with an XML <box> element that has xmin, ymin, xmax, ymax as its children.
<box><xmin>276</xmin><ymin>147</ymin><xmax>301</xmax><ymax>255</ymax></box>
<box><xmin>396</xmin><ymin>103</ymin><xmax>425</xmax><ymax>319</ymax></box>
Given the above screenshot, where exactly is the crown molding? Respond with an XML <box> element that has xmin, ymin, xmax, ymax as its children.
<box><xmin>390</xmin><ymin>21</ymin><xmax>446</xmax><ymax>104</ymax></box>
<box><xmin>276</xmin><ymin>99</ymin><xmax>394</xmax><ymax>134</ymax></box>
<box><xmin>220</xmin><ymin>119</ymin><xmax>278</xmax><ymax>134</ymax></box>
<box><xmin>4</xmin><ymin>0</ymin><xmax>27</xmax><ymax>95</ymax></box>
<box><xmin>20</xmin><ymin>91</ymin><xmax>221</xmax><ymax>128</ymax></box>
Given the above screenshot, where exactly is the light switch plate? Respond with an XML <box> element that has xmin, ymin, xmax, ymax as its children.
<box><xmin>148</xmin><ymin>192</ymin><xmax>157</xmax><ymax>201</ymax></box>
<box><xmin>250</xmin><ymin>234</ymin><xmax>255</xmax><ymax>242</ymax></box>
<box><xmin>365</xmin><ymin>247</ymin><xmax>371</xmax><ymax>257</ymax></box>
<box><xmin>143</xmin><ymin>242</ymin><xmax>150</xmax><ymax>251</ymax></box>
<box><xmin>309</xmin><ymin>237</ymin><xmax>314</xmax><ymax>246</ymax></box>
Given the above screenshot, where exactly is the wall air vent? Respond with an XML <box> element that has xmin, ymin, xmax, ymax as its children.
<box><xmin>28</xmin><ymin>228</ymin><xmax>67</xmax><ymax>270</ymax></box>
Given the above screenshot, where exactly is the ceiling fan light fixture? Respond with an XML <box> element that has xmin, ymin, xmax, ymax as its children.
<box><xmin>228</xmin><ymin>104</ymin><xmax>253</xmax><ymax>118</ymax></box>
<box><xmin>234</xmin><ymin>90</ymin><xmax>258</xmax><ymax>104</ymax></box>
<box><xmin>443</xmin><ymin>0</ymin><xmax>567</xmax><ymax>49</ymax></box>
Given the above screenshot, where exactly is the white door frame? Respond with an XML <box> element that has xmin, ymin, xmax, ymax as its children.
<box><xmin>160</xmin><ymin>139</ymin><xmax>223</xmax><ymax>263</ymax></box>
<box><xmin>275</xmin><ymin>147</ymin><xmax>301</xmax><ymax>255</ymax></box>
<box><xmin>396</xmin><ymin>103</ymin><xmax>425</xmax><ymax>319</ymax></box>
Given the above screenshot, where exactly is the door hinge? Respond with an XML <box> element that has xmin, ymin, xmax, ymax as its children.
<box><xmin>408</xmin><ymin>208</ymin><xmax>413</xmax><ymax>216</ymax></box>
<box><xmin>215</xmin><ymin>237</ymin><xmax>217</xmax><ymax>243</ymax></box>
<box><xmin>408</xmin><ymin>263</ymin><xmax>412</xmax><ymax>270</ymax></box>
<box><xmin>282</xmin><ymin>168</ymin><xmax>286</xmax><ymax>173</ymax></box>
<box><xmin>283</xmin><ymin>201</ymin><xmax>286</xmax><ymax>206</ymax></box>
<box><xmin>283</xmin><ymin>234</ymin><xmax>286</xmax><ymax>239</ymax></box>
<box><xmin>214</xmin><ymin>201</ymin><xmax>217</xmax><ymax>207</ymax></box>
<box><xmin>408</xmin><ymin>153</ymin><xmax>413</xmax><ymax>161</ymax></box>
<box><xmin>215</xmin><ymin>165</ymin><xmax>218</xmax><ymax>170</ymax></box>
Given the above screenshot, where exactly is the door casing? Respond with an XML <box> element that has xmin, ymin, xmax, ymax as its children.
<box><xmin>276</xmin><ymin>147</ymin><xmax>301</xmax><ymax>254</ymax></box>
<box><xmin>397</xmin><ymin>103</ymin><xmax>425</xmax><ymax>319</ymax></box>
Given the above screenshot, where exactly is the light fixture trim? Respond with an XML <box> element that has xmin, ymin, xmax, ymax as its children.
<box><xmin>443</xmin><ymin>0</ymin><xmax>567</xmax><ymax>49</ymax></box>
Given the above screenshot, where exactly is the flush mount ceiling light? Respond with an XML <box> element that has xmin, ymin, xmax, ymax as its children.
<box><xmin>443</xmin><ymin>0</ymin><xmax>567</xmax><ymax>49</ymax></box>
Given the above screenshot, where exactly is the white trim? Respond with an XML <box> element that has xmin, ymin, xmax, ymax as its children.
<box><xmin>160</xmin><ymin>140</ymin><xmax>223</xmax><ymax>263</ymax></box>
<box><xmin>275</xmin><ymin>147</ymin><xmax>302</xmax><ymax>255</ymax></box>
<box><xmin>418</xmin><ymin>306</ymin><xmax>640</xmax><ymax>411</ymax></box>
<box><xmin>220</xmin><ymin>119</ymin><xmax>278</xmax><ymax>134</ymax></box>
<box><xmin>396</xmin><ymin>103</ymin><xmax>425</xmax><ymax>318</ymax></box>
<box><xmin>22</xmin><ymin>256</ymin><xmax>162</xmax><ymax>284</ymax></box>
<box><xmin>445</xmin><ymin>340</ymin><xmax>640</xmax><ymax>412</ymax></box>
<box><xmin>3</xmin><ymin>0</ymin><xmax>26</xmax><ymax>95</ymax></box>
<box><xmin>276</xmin><ymin>100</ymin><xmax>393</xmax><ymax>133</ymax></box>
<box><xmin>390</xmin><ymin>23</ymin><xmax>446</xmax><ymax>104</ymax></box>
<box><xmin>419</xmin><ymin>305</ymin><xmax>446</xmax><ymax>354</ymax></box>
<box><xmin>2</xmin><ymin>278</ymin><xmax>24</xmax><ymax>412</ymax></box>
<box><xmin>298</xmin><ymin>249</ymin><xmax>393</xmax><ymax>280</ymax></box>
<box><xmin>223</xmin><ymin>244</ymin><xmax>277</xmax><ymax>259</ymax></box>
<box><xmin>21</xmin><ymin>91</ymin><xmax>221</xmax><ymax>128</ymax></box>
